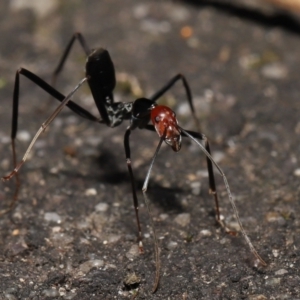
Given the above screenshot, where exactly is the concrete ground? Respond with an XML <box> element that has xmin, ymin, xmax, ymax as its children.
<box><xmin>0</xmin><ymin>1</ymin><xmax>300</xmax><ymax>299</ymax></box>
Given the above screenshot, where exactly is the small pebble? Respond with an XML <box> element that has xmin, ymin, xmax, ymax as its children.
<box><xmin>190</xmin><ymin>181</ymin><xmax>201</xmax><ymax>196</ymax></box>
<box><xmin>41</xmin><ymin>288</ymin><xmax>59</xmax><ymax>298</ymax></box>
<box><xmin>272</xmin><ymin>249</ymin><xmax>280</xmax><ymax>258</ymax></box>
<box><xmin>85</xmin><ymin>188</ymin><xmax>97</xmax><ymax>196</ymax></box>
<box><xmin>174</xmin><ymin>213</ymin><xmax>191</xmax><ymax>227</ymax></box>
<box><xmin>51</xmin><ymin>232</ymin><xmax>73</xmax><ymax>247</ymax></box>
<box><xmin>293</xmin><ymin>168</ymin><xmax>300</xmax><ymax>177</ymax></box>
<box><xmin>123</xmin><ymin>272</ymin><xmax>141</xmax><ymax>286</ymax></box>
<box><xmin>265</xmin><ymin>277</ymin><xmax>281</xmax><ymax>286</ymax></box>
<box><xmin>200</xmin><ymin>229</ymin><xmax>212</xmax><ymax>237</ymax></box>
<box><xmin>126</xmin><ymin>244</ymin><xmax>140</xmax><ymax>260</ymax></box>
<box><xmin>265</xmin><ymin>212</ymin><xmax>283</xmax><ymax>223</ymax></box>
<box><xmin>95</xmin><ymin>202</ymin><xmax>109</xmax><ymax>212</ymax></box>
<box><xmin>261</xmin><ymin>63</ymin><xmax>288</xmax><ymax>79</ymax></box>
<box><xmin>168</xmin><ymin>6</ymin><xmax>190</xmax><ymax>22</ymax></box>
<box><xmin>133</xmin><ymin>4</ymin><xmax>149</xmax><ymax>19</ymax></box>
<box><xmin>212</xmin><ymin>151</ymin><xmax>225</xmax><ymax>163</ymax></box>
<box><xmin>106</xmin><ymin>234</ymin><xmax>121</xmax><ymax>243</ymax></box>
<box><xmin>52</xmin><ymin>226</ymin><xmax>61</xmax><ymax>233</ymax></box>
<box><xmin>12</xmin><ymin>229</ymin><xmax>19</xmax><ymax>236</ymax></box>
<box><xmin>196</xmin><ymin>169</ymin><xmax>209</xmax><ymax>177</ymax></box>
<box><xmin>76</xmin><ymin>220</ymin><xmax>90</xmax><ymax>230</ymax></box>
<box><xmin>58</xmin><ymin>287</ymin><xmax>66</xmax><ymax>297</ymax></box>
<box><xmin>159</xmin><ymin>213</ymin><xmax>169</xmax><ymax>221</ymax></box>
<box><xmin>79</xmin><ymin>259</ymin><xmax>104</xmax><ymax>274</ymax></box>
<box><xmin>17</xmin><ymin>130</ymin><xmax>31</xmax><ymax>142</ymax></box>
<box><xmin>275</xmin><ymin>269</ymin><xmax>288</xmax><ymax>275</ymax></box>
<box><xmin>167</xmin><ymin>241</ymin><xmax>178</xmax><ymax>250</ymax></box>
<box><xmin>44</xmin><ymin>212</ymin><xmax>62</xmax><ymax>223</ymax></box>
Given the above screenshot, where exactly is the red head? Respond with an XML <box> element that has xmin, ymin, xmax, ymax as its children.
<box><xmin>150</xmin><ymin>105</ymin><xmax>182</xmax><ymax>152</ymax></box>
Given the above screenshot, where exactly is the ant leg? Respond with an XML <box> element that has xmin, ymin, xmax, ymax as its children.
<box><xmin>201</xmin><ymin>135</ymin><xmax>236</xmax><ymax>234</ymax></box>
<box><xmin>149</xmin><ymin>74</ymin><xmax>201</xmax><ymax>131</ymax></box>
<box><xmin>143</xmin><ymin>124</ymin><xmax>266</xmax><ymax>266</ymax></box>
<box><xmin>1</xmin><ymin>67</ymin><xmax>99</xmax><ymax>215</ymax></box>
<box><xmin>124</xmin><ymin>127</ymin><xmax>144</xmax><ymax>253</ymax></box>
<box><xmin>2</xmin><ymin>76</ymin><xmax>88</xmax><ymax>182</ymax></box>
<box><xmin>15</xmin><ymin>68</ymin><xmax>100</xmax><ymax>121</ymax></box>
<box><xmin>181</xmin><ymin>129</ymin><xmax>226</xmax><ymax>226</ymax></box>
<box><xmin>124</xmin><ymin>127</ymin><xmax>165</xmax><ymax>293</ymax></box>
<box><xmin>141</xmin><ymin>130</ymin><xmax>167</xmax><ymax>293</ymax></box>
<box><xmin>144</xmin><ymin>124</ymin><xmax>220</xmax><ymax>219</ymax></box>
<box><xmin>204</xmin><ymin>138</ymin><xmax>221</xmax><ymax>222</ymax></box>
<box><xmin>181</xmin><ymin>128</ymin><xmax>267</xmax><ymax>267</ymax></box>
<box><xmin>0</xmin><ymin>132</ymin><xmax>20</xmax><ymax>216</ymax></box>
<box><xmin>145</xmin><ymin>123</ymin><xmax>226</xmax><ymax>230</ymax></box>
<box><xmin>51</xmin><ymin>32</ymin><xmax>91</xmax><ymax>88</ymax></box>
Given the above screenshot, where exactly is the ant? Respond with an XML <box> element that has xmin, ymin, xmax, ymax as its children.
<box><xmin>1</xmin><ymin>32</ymin><xmax>266</xmax><ymax>292</ymax></box>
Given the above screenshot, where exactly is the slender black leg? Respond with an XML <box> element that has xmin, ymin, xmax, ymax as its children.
<box><xmin>0</xmin><ymin>72</ymin><xmax>22</xmax><ymax>215</ymax></box>
<box><xmin>3</xmin><ymin>76</ymin><xmax>88</xmax><ymax>182</ymax></box>
<box><xmin>204</xmin><ymin>139</ymin><xmax>220</xmax><ymax>221</ymax></box>
<box><xmin>183</xmin><ymin>129</ymin><xmax>237</xmax><ymax>234</ymax></box>
<box><xmin>141</xmin><ymin>131</ymin><xmax>166</xmax><ymax>294</ymax></box>
<box><xmin>145</xmin><ymin>125</ymin><xmax>220</xmax><ymax>220</ymax></box>
<box><xmin>0</xmin><ymin>138</ymin><xmax>20</xmax><ymax>216</ymax></box>
<box><xmin>124</xmin><ymin>127</ymin><xmax>144</xmax><ymax>253</ymax></box>
<box><xmin>51</xmin><ymin>32</ymin><xmax>91</xmax><ymax>88</ymax></box>
<box><xmin>181</xmin><ymin>129</ymin><xmax>221</xmax><ymax>221</ymax></box>
<box><xmin>149</xmin><ymin>74</ymin><xmax>200</xmax><ymax>131</ymax></box>
<box><xmin>145</xmin><ymin>124</ymin><xmax>220</xmax><ymax>218</ymax></box>
<box><xmin>181</xmin><ymin>128</ymin><xmax>267</xmax><ymax>266</ymax></box>
<box><xmin>1</xmin><ymin>67</ymin><xmax>100</xmax><ymax>214</ymax></box>
<box><xmin>14</xmin><ymin>68</ymin><xmax>100</xmax><ymax>122</ymax></box>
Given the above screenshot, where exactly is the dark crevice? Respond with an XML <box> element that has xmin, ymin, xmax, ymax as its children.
<box><xmin>181</xmin><ymin>0</ymin><xmax>300</xmax><ymax>35</ymax></box>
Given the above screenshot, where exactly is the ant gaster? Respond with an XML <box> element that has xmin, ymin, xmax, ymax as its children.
<box><xmin>1</xmin><ymin>33</ymin><xmax>266</xmax><ymax>292</ymax></box>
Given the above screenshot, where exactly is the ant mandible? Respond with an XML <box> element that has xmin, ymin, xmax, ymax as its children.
<box><xmin>1</xmin><ymin>33</ymin><xmax>266</xmax><ymax>292</ymax></box>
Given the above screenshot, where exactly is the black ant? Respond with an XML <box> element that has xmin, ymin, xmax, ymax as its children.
<box><xmin>1</xmin><ymin>33</ymin><xmax>266</xmax><ymax>292</ymax></box>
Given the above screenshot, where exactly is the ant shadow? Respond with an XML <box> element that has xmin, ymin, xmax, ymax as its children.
<box><xmin>47</xmin><ymin>144</ymin><xmax>201</xmax><ymax>215</ymax></box>
<box><xmin>94</xmin><ymin>145</ymin><xmax>187</xmax><ymax>213</ymax></box>
<box><xmin>94</xmin><ymin>148</ymin><xmax>129</xmax><ymax>185</ymax></box>
<box><xmin>137</xmin><ymin>183</ymin><xmax>186</xmax><ymax>214</ymax></box>
<box><xmin>183</xmin><ymin>0</ymin><xmax>300</xmax><ymax>36</ymax></box>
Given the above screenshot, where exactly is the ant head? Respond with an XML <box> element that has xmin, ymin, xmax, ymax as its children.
<box><xmin>151</xmin><ymin>105</ymin><xmax>181</xmax><ymax>152</ymax></box>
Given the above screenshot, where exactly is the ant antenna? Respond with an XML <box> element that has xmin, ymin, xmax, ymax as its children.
<box><xmin>142</xmin><ymin>131</ymin><xmax>166</xmax><ymax>293</ymax></box>
<box><xmin>181</xmin><ymin>128</ymin><xmax>267</xmax><ymax>267</ymax></box>
<box><xmin>2</xmin><ymin>77</ymin><xmax>88</xmax><ymax>182</ymax></box>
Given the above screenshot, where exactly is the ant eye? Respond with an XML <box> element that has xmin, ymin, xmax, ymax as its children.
<box><xmin>172</xmin><ymin>112</ymin><xmax>176</xmax><ymax>117</ymax></box>
<box><xmin>155</xmin><ymin>116</ymin><xmax>161</xmax><ymax>123</ymax></box>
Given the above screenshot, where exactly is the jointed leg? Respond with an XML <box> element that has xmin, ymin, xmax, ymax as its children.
<box><xmin>51</xmin><ymin>33</ymin><xmax>91</xmax><ymax>88</ymax></box>
<box><xmin>181</xmin><ymin>128</ymin><xmax>267</xmax><ymax>266</ymax></box>
<box><xmin>149</xmin><ymin>74</ymin><xmax>201</xmax><ymax>131</ymax></box>
<box><xmin>1</xmin><ymin>67</ymin><xmax>99</xmax><ymax>213</ymax></box>
<box><xmin>181</xmin><ymin>129</ymin><xmax>222</xmax><ymax>222</ymax></box>
<box><xmin>124</xmin><ymin>127</ymin><xmax>144</xmax><ymax>253</ymax></box>
<box><xmin>126</xmin><ymin>125</ymin><xmax>165</xmax><ymax>293</ymax></box>
<box><xmin>3</xmin><ymin>77</ymin><xmax>88</xmax><ymax>182</ymax></box>
<box><xmin>13</xmin><ymin>68</ymin><xmax>100</xmax><ymax>124</ymax></box>
<box><xmin>141</xmin><ymin>130</ymin><xmax>166</xmax><ymax>293</ymax></box>
<box><xmin>144</xmin><ymin>125</ymin><xmax>221</xmax><ymax>223</ymax></box>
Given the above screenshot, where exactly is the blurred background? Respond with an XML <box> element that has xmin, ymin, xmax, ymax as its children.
<box><xmin>0</xmin><ymin>0</ymin><xmax>300</xmax><ymax>299</ymax></box>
